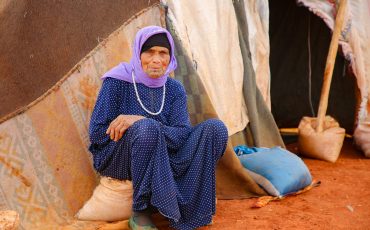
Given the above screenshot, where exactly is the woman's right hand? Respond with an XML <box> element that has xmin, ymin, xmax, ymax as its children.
<box><xmin>106</xmin><ymin>115</ymin><xmax>145</xmax><ymax>142</ymax></box>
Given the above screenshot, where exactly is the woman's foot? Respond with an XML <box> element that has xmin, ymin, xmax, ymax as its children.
<box><xmin>128</xmin><ymin>211</ymin><xmax>158</xmax><ymax>230</ymax></box>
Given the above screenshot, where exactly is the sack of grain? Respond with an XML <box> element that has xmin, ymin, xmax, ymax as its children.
<box><xmin>298</xmin><ymin>116</ymin><xmax>345</xmax><ymax>163</ymax></box>
<box><xmin>75</xmin><ymin>177</ymin><xmax>133</xmax><ymax>221</ymax></box>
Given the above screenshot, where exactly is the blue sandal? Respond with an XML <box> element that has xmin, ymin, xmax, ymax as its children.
<box><xmin>128</xmin><ymin>212</ymin><xmax>158</xmax><ymax>230</ymax></box>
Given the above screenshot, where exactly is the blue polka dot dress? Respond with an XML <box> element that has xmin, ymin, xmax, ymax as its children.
<box><xmin>89</xmin><ymin>77</ymin><xmax>228</xmax><ymax>230</ymax></box>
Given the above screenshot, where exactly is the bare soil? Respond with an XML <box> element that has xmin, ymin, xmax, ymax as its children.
<box><xmin>153</xmin><ymin>139</ymin><xmax>370</xmax><ymax>230</ymax></box>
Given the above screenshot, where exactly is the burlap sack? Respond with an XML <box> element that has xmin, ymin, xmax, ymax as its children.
<box><xmin>354</xmin><ymin>120</ymin><xmax>370</xmax><ymax>158</ymax></box>
<box><xmin>75</xmin><ymin>177</ymin><xmax>133</xmax><ymax>221</ymax></box>
<box><xmin>298</xmin><ymin>116</ymin><xmax>345</xmax><ymax>163</ymax></box>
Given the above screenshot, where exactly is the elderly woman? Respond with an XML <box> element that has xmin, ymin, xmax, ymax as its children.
<box><xmin>89</xmin><ymin>26</ymin><xmax>228</xmax><ymax>230</ymax></box>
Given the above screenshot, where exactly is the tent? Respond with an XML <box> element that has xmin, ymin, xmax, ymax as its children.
<box><xmin>268</xmin><ymin>0</ymin><xmax>370</xmax><ymax>155</ymax></box>
<box><xmin>270</xmin><ymin>0</ymin><xmax>356</xmax><ymax>133</ymax></box>
<box><xmin>0</xmin><ymin>0</ymin><xmax>159</xmax><ymax>119</ymax></box>
<box><xmin>0</xmin><ymin>0</ymin><xmax>369</xmax><ymax>228</ymax></box>
<box><xmin>0</xmin><ymin>3</ymin><xmax>263</xmax><ymax>229</ymax></box>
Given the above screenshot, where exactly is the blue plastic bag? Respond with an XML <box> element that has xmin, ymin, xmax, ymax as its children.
<box><xmin>235</xmin><ymin>146</ymin><xmax>312</xmax><ymax>197</ymax></box>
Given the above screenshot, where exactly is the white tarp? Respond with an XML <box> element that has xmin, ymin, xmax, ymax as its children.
<box><xmin>298</xmin><ymin>0</ymin><xmax>370</xmax><ymax>156</ymax></box>
<box><xmin>162</xmin><ymin>0</ymin><xmax>271</xmax><ymax>135</ymax></box>
<box><xmin>244</xmin><ymin>0</ymin><xmax>271</xmax><ymax>108</ymax></box>
<box><xmin>163</xmin><ymin>0</ymin><xmax>247</xmax><ymax>135</ymax></box>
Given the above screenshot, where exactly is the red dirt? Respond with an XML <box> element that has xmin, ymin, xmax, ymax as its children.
<box><xmin>154</xmin><ymin>139</ymin><xmax>370</xmax><ymax>229</ymax></box>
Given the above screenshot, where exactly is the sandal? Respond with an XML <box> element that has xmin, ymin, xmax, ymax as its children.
<box><xmin>128</xmin><ymin>212</ymin><xmax>158</xmax><ymax>230</ymax></box>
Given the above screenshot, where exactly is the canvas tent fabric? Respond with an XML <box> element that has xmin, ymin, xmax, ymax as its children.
<box><xmin>163</xmin><ymin>0</ymin><xmax>249</xmax><ymax>136</ymax></box>
<box><xmin>0</xmin><ymin>0</ymin><xmax>159</xmax><ymax>120</ymax></box>
<box><xmin>162</xmin><ymin>0</ymin><xmax>283</xmax><ymax>147</ymax></box>
<box><xmin>0</xmin><ymin>6</ymin><xmax>164</xmax><ymax>229</ymax></box>
<box><xmin>233</xmin><ymin>0</ymin><xmax>285</xmax><ymax>148</ymax></box>
<box><xmin>297</xmin><ymin>0</ymin><xmax>370</xmax><ymax>156</ymax></box>
<box><xmin>244</xmin><ymin>0</ymin><xmax>272</xmax><ymax>108</ymax></box>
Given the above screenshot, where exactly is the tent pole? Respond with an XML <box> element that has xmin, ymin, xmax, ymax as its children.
<box><xmin>316</xmin><ymin>0</ymin><xmax>347</xmax><ymax>132</ymax></box>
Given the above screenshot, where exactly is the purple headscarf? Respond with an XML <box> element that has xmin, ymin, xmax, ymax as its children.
<box><xmin>101</xmin><ymin>26</ymin><xmax>177</xmax><ymax>88</ymax></box>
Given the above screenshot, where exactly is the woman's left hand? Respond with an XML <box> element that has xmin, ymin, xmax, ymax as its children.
<box><xmin>106</xmin><ymin>115</ymin><xmax>145</xmax><ymax>142</ymax></box>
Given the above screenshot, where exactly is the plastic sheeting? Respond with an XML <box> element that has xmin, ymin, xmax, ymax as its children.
<box><xmin>244</xmin><ymin>0</ymin><xmax>271</xmax><ymax>108</ymax></box>
<box><xmin>162</xmin><ymin>0</ymin><xmax>271</xmax><ymax>135</ymax></box>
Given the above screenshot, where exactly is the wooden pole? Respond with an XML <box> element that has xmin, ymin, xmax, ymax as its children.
<box><xmin>316</xmin><ymin>0</ymin><xmax>347</xmax><ymax>132</ymax></box>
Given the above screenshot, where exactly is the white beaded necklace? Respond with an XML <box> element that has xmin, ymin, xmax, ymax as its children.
<box><xmin>131</xmin><ymin>71</ymin><xmax>165</xmax><ymax>116</ymax></box>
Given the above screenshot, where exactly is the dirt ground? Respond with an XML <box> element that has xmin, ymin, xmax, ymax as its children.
<box><xmin>152</xmin><ymin>138</ymin><xmax>370</xmax><ymax>230</ymax></box>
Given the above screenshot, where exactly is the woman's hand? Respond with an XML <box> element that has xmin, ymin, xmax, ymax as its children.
<box><xmin>106</xmin><ymin>115</ymin><xmax>145</xmax><ymax>141</ymax></box>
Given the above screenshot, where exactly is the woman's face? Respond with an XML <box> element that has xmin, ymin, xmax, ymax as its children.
<box><xmin>140</xmin><ymin>46</ymin><xmax>170</xmax><ymax>78</ymax></box>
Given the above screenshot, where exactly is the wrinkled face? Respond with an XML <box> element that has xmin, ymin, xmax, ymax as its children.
<box><xmin>140</xmin><ymin>46</ymin><xmax>170</xmax><ymax>79</ymax></box>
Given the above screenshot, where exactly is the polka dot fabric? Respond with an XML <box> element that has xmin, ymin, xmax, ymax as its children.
<box><xmin>89</xmin><ymin>77</ymin><xmax>228</xmax><ymax>229</ymax></box>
